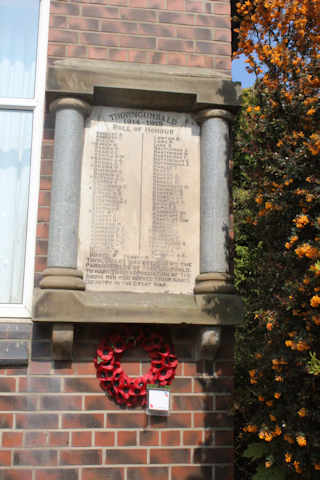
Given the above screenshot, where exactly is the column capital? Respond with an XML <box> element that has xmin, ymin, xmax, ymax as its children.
<box><xmin>50</xmin><ymin>97</ymin><xmax>91</xmax><ymax>117</ymax></box>
<box><xmin>193</xmin><ymin>108</ymin><xmax>234</xmax><ymax>125</ymax></box>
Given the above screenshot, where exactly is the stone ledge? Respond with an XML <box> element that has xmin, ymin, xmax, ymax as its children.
<box><xmin>46</xmin><ymin>59</ymin><xmax>241</xmax><ymax>112</ymax></box>
<box><xmin>33</xmin><ymin>289</ymin><xmax>242</xmax><ymax>326</ymax></box>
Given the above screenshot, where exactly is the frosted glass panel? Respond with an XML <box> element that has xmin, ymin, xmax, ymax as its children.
<box><xmin>0</xmin><ymin>0</ymin><xmax>40</xmax><ymax>99</ymax></box>
<box><xmin>0</xmin><ymin>110</ymin><xmax>33</xmax><ymax>303</ymax></box>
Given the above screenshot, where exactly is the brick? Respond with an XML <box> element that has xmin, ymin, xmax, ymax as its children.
<box><xmin>109</xmin><ymin>49</ymin><xmax>128</xmax><ymax>61</ymax></box>
<box><xmin>215</xmin><ymin>430</ymin><xmax>233</xmax><ymax>446</ymax></box>
<box><xmin>50</xmin><ymin>15</ymin><xmax>67</xmax><ymax>28</ymax></box>
<box><xmin>0</xmin><ymin>341</ymin><xmax>28</xmax><ymax>365</ymax></box>
<box><xmin>85</xmin><ymin>394</ymin><xmax>119</xmax><ymax>410</ymax></box>
<box><xmin>68</xmin><ymin>17</ymin><xmax>99</xmax><ymax>31</ymax></box>
<box><xmin>51</xmin><ymin>2</ymin><xmax>80</xmax><ymax>16</ymax></box>
<box><xmin>127</xmin><ymin>467</ymin><xmax>168</xmax><ymax>480</ymax></box>
<box><xmin>119</xmin><ymin>36</ymin><xmax>156</xmax><ymax>49</ymax></box>
<box><xmin>38</xmin><ymin>207</ymin><xmax>50</xmax><ymax>222</ymax></box>
<box><xmin>183</xmin><ymin>430</ymin><xmax>202</xmax><ymax>445</ymax></box>
<box><xmin>61</xmin><ymin>449</ymin><xmax>101</xmax><ymax>466</ymax></box>
<box><xmin>36</xmin><ymin>239</ymin><xmax>48</xmax><ymax>256</ymax></box>
<box><xmin>213</xmin><ymin>3</ymin><xmax>230</xmax><ymax>15</ymax></box>
<box><xmin>171</xmin><ymin>378</ymin><xmax>192</xmax><ymax>393</ymax></box>
<box><xmin>38</xmin><ymin>190</ymin><xmax>51</xmax><ymax>207</ymax></box>
<box><xmin>83</xmin><ymin>468</ymin><xmax>124</xmax><ymax>480</ymax></box>
<box><xmin>167</xmin><ymin>0</ymin><xmax>185</xmax><ymax>11</ymax></box>
<box><xmin>215</xmin><ymin>361</ymin><xmax>234</xmax><ymax>377</ymax></box>
<box><xmin>66</xmin><ymin>45</ymin><xmax>88</xmax><ymax>58</ymax></box>
<box><xmin>35</xmin><ymin>256</ymin><xmax>47</xmax><ymax>272</ymax></box>
<box><xmin>82</xmin><ymin>5</ymin><xmax>119</xmax><ymax>19</ymax></box>
<box><xmin>49</xmin><ymin>29</ymin><xmax>78</xmax><ymax>44</ymax></box>
<box><xmin>2</xmin><ymin>432</ymin><xmax>23</xmax><ymax>447</ymax></box>
<box><xmin>36</xmin><ymin>471</ymin><xmax>78</xmax><ymax>480</ymax></box>
<box><xmin>194</xmin><ymin>412</ymin><xmax>233</xmax><ymax>428</ymax></box>
<box><xmin>188</xmin><ymin>54</ymin><xmax>213</xmax><ymax>68</ymax></box>
<box><xmin>0</xmin><ymin>395</ymin><xmax>36</xmax><ymax>411</ymax></box>
<box><xmin>215</xmin><ymin>55</ymin><xmax>231</xmax><ymax>71</ymax></box>
<box><xmin>196</xmin><ymin>14</ymin><xmax>229</xmax><ymax>28</ymax></box>
<box><xmin>196</xmin><ymin>41</ymin><xmax>230</xmax><ymax>55</ymax></box>
<box><xmin>150</xmin><ymin>413</ymin><xmax>191</xmax><ymax>428</ymax></box>
<box><xmin>24</xmin><ymin>432</ymin><xmax>48</xmax><ymax>447</ymax></box>
<box><xmin>216</xmin><ymin>395</ymin><xmax>233</xmax><ymax>410</ymax></box>
<box><xmin>72</xmin><ymin>431</ymin><xmax>92</xmax><ymax>447</ymax></box>
<box><xmin>194</xmin><ymin>377</ymin><xmax>233</xmax><ymax>394</ymax></box>
<box><xmin>0</xmin><ymin>413</ymin><xmax>13</xmax><ymax>429</ymax></box>
<box><xmin>137</xmin><ymin>23</ymin><xmax>174</xmax><ymax>37</ymax></box>
<box><xmin>64</xmin><ymin>377</ymin><xmax>100</xmax><ymax>392</ymax></box>
<box><xmin>185</xmin><ymin>0</ymin><xmax>203</xmax><ymax>12</ymax></box>
<box><xmin>101</xmin><ymin>21</ymin><xmax>137</xmax><ymax>34</ymax></box>
<box><xmin>150</xmin><ymin>52</ymin><xmax>167</xmax><ymax>64</ymax></box>
<box><xmin>158</xmin><ymin>38</ymin><xmax>193</xmax><ymax>52</ymax></box>
<box><xmin>150</xmin><ymin>448</ymin><xmax>190</xmax><ymax>464</ymax></box>
<box><xmin>118</xmin><ymin>431</ymin><xmax>137</xmax><ymax>446</ymax></box>
<box><xmin>0</xmin><ymin>451</ymin><xmax>11</xmax><ymax>466</ymax></box>
<box><xmin>120</xmin><ymin>8</ymin><xmax>157</xmax><ymax>22</ymax></box>
<box><xmin>36</xmin><ymin>223</ymin><xmax>49</xmax><ymax>239</ymax></box>
<box><xmin>106</xmin><ymin>449</ymin><xmax>147</xmax><ymax>465</ymax></box>
<box><xmin>0</xmin><ymin>377</ymin><xmax>16</xmax><ymax>392</ymax></box>
<box><xmin>0</xmin><ymin>470</ymin><xmax>32</xmax><ymax>480</ymax></box>
<box><xmin>193</xmin><ymin>27</ymin><xmax>212</xmax><ymax>40</ymax></box>
<box><xmin>95</xmin><ymin>431</ymin><xmax>115</xmax><ymax>447</ymax></box>
<box><xmin>172</xmin><ymin>466</ymin><xmax>212</xmax><ymax>480</ymax></box>
<box><xmin>128</xmin><ymin>50</ymin><xmax>151</xmax><ymax>63</ymax></box>
<box><xmin>5</xmin><ymin>367</ymin><xmax>27</xmax><ymax>375</ymax></box>
<box><xmin>40</xmin><ymin>395</ymin><xmax>82</xmax><ymax>410</ymax></box>
<box><xmin>62</xmin><ymin>413</ymin><xmax>104</xmax><ymax>429</ymax></box>
<box><xmin>40</xmin><ymin>176</ymin><xmax>51</xmax><ymax>190</ymax></box>
<box><xmin>173</xmin><ymin>395</ymin><xmax>212</xmax><ymax>411</ymax></box>
<box><xmin>74</xmin><ymin>362</ymin><xmax>96</xmax><ymax>375</ymax></box>
<box><xmin>194</xmin><ymin>447</ymin><xmax>233</xmax><ymax>464</ymax></box>
<box><xmin>19</xmin><ymin>377</ymin><xmax>60</xmax><ymax>393</ymax></box>
<box><xmin>214</xmin><ymin>29</ymin><xmax>231</xmax><ymax>42</ymax></box>
<box><xmin>49</xmin><ymin>432</ymin><xmax>69</xmax><ymax>447</ymax></box>
<box><xmin>161</xmin><ymin>430</ymin><xmax>180</xmax><ymax>446</ymax></box>
<box><xmin>108</xmin><ymin>413</ymin><xmax>145</xmax><ymax>429</ymax></box>
<box><xmin>0</xmin><ymin>324</ymin><xmax>31</xmax><ymax>340</ymax></box>
<box><xmin>159</xmin><ymin>12</ymin><xmax>194</xmax><ymax>25</ymax></box>
<box><xmin>174</xmin><ymin>26</ymin><xmax>193</xmax><ymax>39</ymax></box>
<box><xmin>215</xmin><ymin>465</ymin><xmax>233</xmax><ymax>480</ymax></box>
<box><xmin>138</xmin><ymin>430</ymin><xmax>158</xmax><ymax>446</ymax></box>
<box><xmin>14</xmin><ymin>450</ymin><xmax>57</xmax><ymax>466</ymax></box>
<box><xmin>82</xmin><ymin>46</ymin><xmax>106</xmax><ymax>60</ymax></box>
<box><xmin>40</xmin><ymin>159</ymin><xmax>53</xmax><ymax>175</ymax></box>
<box><xmin>80</xmin><ymin>32</ymin><xmax>118</xmax><ymax>47</ymax></box>
<box><xmin>28</xmin><ymin>361</ymin><xmax>52</xmax><ymax>375</ymax></box>
<box><xmin>16</xmin><ymin>414</ymin><xmax>58</xmax><ymax>430</ymax></box>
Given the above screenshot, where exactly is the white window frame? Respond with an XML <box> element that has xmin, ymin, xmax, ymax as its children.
<box><xmin>0</xmin><ymin>0</ymin><xmax>50</xmax><ymax>320</ymax></box>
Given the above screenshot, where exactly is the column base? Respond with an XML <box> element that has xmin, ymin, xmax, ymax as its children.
<box><xmin>39</xmin><ymin>268</ymin><xmax>85</xmax><ymax>291</ymax></box>
<box><xmin>194</xmin><ymin>272</ymin><xmax>236</xmax><ymax>294</ymax></box>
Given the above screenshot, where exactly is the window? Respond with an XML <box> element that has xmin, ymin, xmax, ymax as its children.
<box><xmin>0</xmin><ymin>0</ymin><xmax>49</xmax><ymax>317</ymax></box>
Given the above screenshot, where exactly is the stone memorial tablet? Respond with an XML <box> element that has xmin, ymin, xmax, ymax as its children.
<box><xmin>78</xmin><ymin>107</ymin><xmax>200</xmax><ymax>294</ymax></box>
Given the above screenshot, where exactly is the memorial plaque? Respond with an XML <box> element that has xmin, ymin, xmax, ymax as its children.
<box><xmin>78</xmin><ymin>107</ymin><xmax>200</xmax><ymax>294</ymax></box>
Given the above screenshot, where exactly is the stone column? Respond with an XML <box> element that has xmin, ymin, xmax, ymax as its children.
<box><xmin>40</xmin><ymin>98</ymin><xmax>91</xmax><ymax>290</ymax></box>
<box><xmin>194</xmin><ymin>109</ymin><xmax>234</xmax><ymax>295</ymax></box>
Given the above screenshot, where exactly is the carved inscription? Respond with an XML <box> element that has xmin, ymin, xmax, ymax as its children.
<box><xmin>78</xmin><ymin>107</ymin><xmax>200</xmax><ymax>294</ymax></box>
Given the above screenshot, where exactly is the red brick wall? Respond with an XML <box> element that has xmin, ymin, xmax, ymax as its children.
<box><xmin>48</xmin><ymin>0</ymin><xmax>232</xmax><ymax>72</ymax></box>
<box><xmin>0</xmin><ymin>325</ymin><xmax>234</xmax><ymax>480</ymax></box>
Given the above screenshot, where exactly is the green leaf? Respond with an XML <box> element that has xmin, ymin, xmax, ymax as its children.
<box><xmin>243</xmin><ymin>442</ymin><xmax>269</xmax><ymax>461</ymax></box>
<box><xmin>252</xmin><ymin>463</ymin><xmax>287</xmax><ymax>480</ymax></box>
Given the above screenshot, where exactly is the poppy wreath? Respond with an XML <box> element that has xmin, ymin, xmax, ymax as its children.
<box><xmin>94</xmin><ymin>328</ymin><xmax>178</xmax><ymax>408</ymax></box>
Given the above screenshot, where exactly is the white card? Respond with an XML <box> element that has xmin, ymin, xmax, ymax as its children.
<box><xmin>148</xmin><ymin>388</ymin><xmax>170</xmax><ymax>411</ymax></box>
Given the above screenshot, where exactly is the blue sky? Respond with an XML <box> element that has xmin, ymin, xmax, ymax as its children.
<box><xmin>232</xmin><ymin>54</ymin><xmax>256</xmax><ymax>88</ymax></box>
